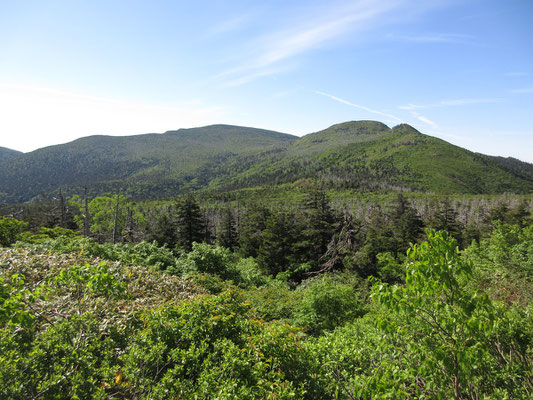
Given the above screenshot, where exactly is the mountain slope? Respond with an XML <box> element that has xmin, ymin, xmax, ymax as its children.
<box><xmin>0</xmin><ymin>125</ymin><xmax>296</xmax><ymax>202</ymax></box>
<box><xmin>207</xmin><ymin>122</ymin><xmax>533</xmax><ymax>194</ymax></box>
<box><xmin>0</xmin><ymin>146</ymin><xmax>22</xmax><ymax>163</ymax></box>
<box><xmin>1</xmin><ymin>121</ymin><xmax>532</xmax><ymax>202</ymax></box>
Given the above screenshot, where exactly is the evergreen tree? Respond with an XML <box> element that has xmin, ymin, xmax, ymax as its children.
<box><xmin>257</xmin><ymin>209</ymin><xmax>297</xmax><ymax>276</ymax></box>
<box><xmin>299</xmin><ymin>186</ymin><xmax>336</xmax><ymax>266</ymax></box>
<box><xmin>238</xmin><ymin>203</ymin><xmax>270</xmax><ymax>258</ymax></box>
<box><xmin>348</xmin><ymin>206</ymin><xmax>395</xmax><ymax>277</ymax></box>
<box><xmin>389</xmin><ymin>193</ymin><xmax>424</xmax><ymax>253</ymax></box>
<box><xmin>148</xmin><ymin>213</ymin><xmax>177</xmax><ymax>248</ymax></box>
<box><xmin>430</xmin><ymin>197</ymin><xmax>463</xmax><ymax>245</ymax></box>
<box><xmin>510</xmin><ymin>200</ymin><xmax>531</xmax><ymax>227</ymax></box>
<box><xmin>175</xmin><ymin>196</ymin><xmax>206</xmax><ymax>251</ymax></box>
<box><xmin>319</xmin><ymin>209</ymin><xmax>362</xmax><ymax>273</ymax></box>
<box><xmin>217</xmin><ymin>207</ymin><xmax>238</xmax><ymax>251</ymax></box>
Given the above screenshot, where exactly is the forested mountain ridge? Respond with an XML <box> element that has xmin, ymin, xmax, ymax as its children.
<box><xmin>1</xmin><ymin>121</ymin><xmax>533</xmax><ymax>202</ymax></box>
<box><xmin>194</xmin><ymin>121</ymin><xmax>533</xmax><ymax>195</ymax></box>
<box><xmin>0</xmin><ymin>125</ymin><xmax>297</xmax><ymax>202</ymax></box>
<box><xmin>0</xmin><ymin>146</ymin><xmax>22</xmax><ymax>163</ymax></box>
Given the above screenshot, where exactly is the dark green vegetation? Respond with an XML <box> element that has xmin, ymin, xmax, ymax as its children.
<box><xmin>0</xmin><ymin>146</ymin><xmax>22</xmax><ymax>164</ymax></box>
<box><xmin>1</xmin><ymin>224</ymin><xmax>532</xmax><ymax>398</ymax></box>
<box><xmin>0</xmin><ymin>125</ymin><xmax>296</xmax><ymax>203</ymax></box>
<box><xmin>2</xmin><ymin>121</ymin><xmax>533</xmax><ymax>203</ymax></box>
<box><xmin>1</xmin><ymin>120</ymin><xmax>533</xmax><ymax>398</ymax></box>
<box><xmin>1</xmin><ymin>187</ymin><xmax>532</xmax><ymax>398</ymax></box>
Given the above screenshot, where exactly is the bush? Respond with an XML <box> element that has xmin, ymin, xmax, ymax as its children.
<box><xmin>118</xmin><ymin>241</ymin><xmax>177</xmax><ymax>270</ymax></box>
<box><xmin>293</xmin><ymin>275</ymin><xmax>366</xmax><ymax>335</ymax></box>
<box><xmin>464</xmin><ymin>222</ymin><xmax>533</xmax><ymax>305</ymax></box>
<box><xmin>0</xmin><ymin>312</ymin><xmax>118</xmax><ymax>400</ymax></box>
<box><xmin>0</xmin><ymin>217</ymin><xmax>28</xmax><ymax>247</ymax></box>
<box><xmin>120</xmin><ymin>291</ymin><xmax>307</xmax><ymax>399</ymax></box>
<box><xmin>169</xmin><ymin>242</ymin><xmax>238</xmax><ymax>281</ymax></box>
<box><xmin>240</xmin><ymin>280</ymin><xmax>302</xmax><ymax>322</ymax></box>
<box><xmin>232</xmin><ymin>257</ymin><xmax>271</xmax><ymax>287</ymax></box>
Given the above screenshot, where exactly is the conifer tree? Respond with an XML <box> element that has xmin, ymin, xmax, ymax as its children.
<box><xmin>300</xmin><ymin>186</ymin><xmax>336</xmax><ymax>265</ymax></box>
<box><xmin>238</xmin><ymin>203</ymin><xmax>270</xmax><ymax>258</ymax></box>
<box><xmin>389</xmin><ymin>193</ymin><xmax>424</xmax><ymax>253</ymax></box>
<box><xmin>217</xmin><ymin>206</ymin><xmax>238</xmax><ymax>251</ymax></box>
<box><xmin>257</xmin><ymin>210</ymin><xmax>297</xmax><ymax>276</ymax></box>
<box><xmin>148</xmin><ymin>213</ymin><xmax>177</xmax><ymax>248</ymax></box>
<box><xmin>175</xmin><ymin>196</ymin><xmax>206</xmax><ymax>251</ymax></box>
<box><xmin>430</xmin><ymin>197</ymin><xmax>463</xmax><ymax>245</ymax></box>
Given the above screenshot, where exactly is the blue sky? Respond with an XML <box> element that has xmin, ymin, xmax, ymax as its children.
<box><xmin>1</xmin><ymin>0</ymin><xmax>532</xmax><ymax>162</ymax></box>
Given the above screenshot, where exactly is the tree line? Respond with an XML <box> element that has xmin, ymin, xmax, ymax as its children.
<box><xmin>2</xmin><ymin>187</ymin><xmax>531</xmax><ymax>285</ymax></box>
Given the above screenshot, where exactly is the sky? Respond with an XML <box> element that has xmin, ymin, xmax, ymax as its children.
<box><xmin>0</xmin><ymin>0</ymin><xmax>532</xmax><ymax>162</ymax></box>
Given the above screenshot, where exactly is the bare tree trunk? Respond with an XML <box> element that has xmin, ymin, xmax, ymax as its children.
<box><xmin>125</xmin><ymin>205</ymin><xmax>134</xmax><ymax>242</ymax></box>
<box><xmin>59</xmin><ymin>189</ymin><xmax>66</xmax><ymax>228</ymax></box>
<box><xmin>83</xmin><ymin>186</ymin><xmax>91</xmax><ymax>237</ymax></box>
<box><xmin>112</xmin><ymin>193</ymin><xmax>121</xmax><ymax>245</ymax></box>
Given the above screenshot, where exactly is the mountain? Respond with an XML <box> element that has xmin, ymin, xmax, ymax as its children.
<box><xmin>0</xmin><ymin>125</ymin><xmax>296</xmax><ymax>202</ymax></box>
<box><xmin>205</xmin><ymin>121</ymin><xmax>533</xmax><ymax>194</ymax></box>
<box><xmin>485</xmin><ymin>155</ymin><xmax>533</xmax><ymax>181</ymax></box>
<box><xmin>1</xmin><ymin>121</ymin><xmax>532</xmax><ymax>203</ymax></box>
<box><xmin>0</xmin><ymin>147</ymin><xmax>22</xmax><ymax>163</ymax></box>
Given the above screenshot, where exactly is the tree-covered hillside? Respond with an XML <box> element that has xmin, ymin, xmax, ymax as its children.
<box><xmin>0</xmin><ymin>147</ymin><xmax>22</xmax><ymax>164</ymax></box>
<box><xmin>205</xmin><ymin>121</ymin><xmax>533</xmax><ymax>194</ymax></box>
<box><xmin>0</xmin><ymin>125</ymin><xmax>296</xmax><ymax>202</ymax></box>
<box><xmin>1</xmin><ymin>121</ymin><xmax>533</xmax><ymax>203</ymax></box>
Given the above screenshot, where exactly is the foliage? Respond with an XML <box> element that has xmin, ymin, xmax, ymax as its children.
<box><xmin>464</xmin><ymin>222</ymin><xmax>533</xmax><ymax>305</ymax></box>
<box><xmin>293</xmin><ymin>274</ymin><xmax>366</xmax><ymax>335</ymax></box>
<box><xmin>15</xmin><ymin>235</ymin><xmax>178</xmax><ymax>270</ymax></box>
<box><xmin>174</xmin><ymin>196</ymin><xmax>206</xmax><ymax>251</ymax></box>
<box><xmin>232</xmin><ymin>256</ymin><xmax>271</xmax><ymax>287</ymax></box>
<box><xmin>217</xmin><ymin>206</ymin><xmax>238</xmax><ymax>251</ymax></box>
<box><xmin>367</xmin><ymin>230</ymin><xmax>533</xmax><ymax>399</ymax></box>
<box><xmin>298</xmin><ymin>185</ymin><xmax>336</xmax><ymax>267</ymax></box>
<box><xmin>0</xmin><ymin>217</ymin><xmax>28</xmax><ymax>247</ymax></box>
<box><xmin>170</xmin><ymin>242</ymin><xmax>238</xmax><ymax>280</ymax></box>
<box><xmin>120</xmin><ymin>291</ymin><xmax>307</xmax><ymax>399</ymax></box>
<box><xmin>119</xmin><ymin>241</ymin><xmax>177</xmax><ymax>270</ymax></box>
<box><xmin>0</xmin><ymin>247</ymin><xmax>202</xmax><ymax>400</ymax></box>
<box><xmin>257</xmin><ymin>209</ymin><xmax>299</xmax><ymax>276</ymax></box>
<box><xmin>240</xmin><ymin>280</ymin><xmax>302</xmax><ymax>322</ymax></box>
<box><xmin>52</xmin><ymin>261</ymin><xmax>128</xmax><ymax>299</ymax></box>
<box><xmin>238</xmin><ymin>203</ymin><xmax>270</xmax><ymax>258</ymax></box>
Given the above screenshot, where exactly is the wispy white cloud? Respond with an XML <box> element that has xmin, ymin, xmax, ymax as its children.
<box><xmin>410</xmin><ymin>111</ymin><xmax>437</xmax><ymax>128</ymax></box>
<box><xmin>221</xmin><ymin>65</ymin><xmax>293</xmax><ymax>87</ymax></box>
<box><xmin>510</xmin><ymin>87</ymin><xmax>533</xmax><ymax>94</ymax></box>
<box><xmin>216</xmin><ymin>0</ymin><xmax>415</xmax><ymax>86</ymax></box>
<box><xmin>316</xmin><ymin>91</ymin><xmax>402</xmax><ymax>122</ymax></box>
<box><xmin>399</xmin><ymin>97</ymin><xmax>504</xmax><ymax>110</ymax></box>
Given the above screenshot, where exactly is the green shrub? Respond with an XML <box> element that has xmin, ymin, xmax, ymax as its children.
<box><xmin>120</xmin><ymin>291</ymin><xmax>307</xmax><ymax>399</ymax></box>
<box><xmin>240</xmin><ymin>280</ymin><xmax>302</xmax><ymax>322</ymax></box>
<box><xmin>0</xmin><ymin>217</ymin><xmax>28</xmax><ymax>247</ymax></box>
<box><xmin>0</xmin><ymin>312</ymin><xmax>119</xmax><ymax>400</ymax></box>
<box><xmin>233</xmin><ymin>257</ymin><xmax>271</xmax><ymax>287</ymax></box>
<box><xmin>464</xmin><ymin>222</ymin><xmax>533</xmax><ymax>305</ymax></box>
<box><xmin>118</xmin><ymin>241</ymin><xmax>177</xmax><ymax>270</ymax></box>
<box><xmin>186</xmin><ymin>272</ymin><xmax>229</xmax><ymax>294</ymax></box>
<box><xmin>51</xmin><ymin>261</ymin><xmax>128</xmax><ymax>300</ymax></box>
<box><xmin>169</xmin><ymin>242</ymin><xmax>238</xmax><ymax>280</ymax></box>
<box><xmin>293</xmin><ymin>275</ymin><xmax>366</xmax><ymax>335</ymax></box>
